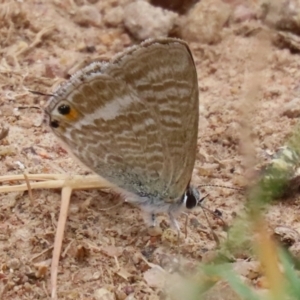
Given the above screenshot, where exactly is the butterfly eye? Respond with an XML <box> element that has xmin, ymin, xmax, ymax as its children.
<box><xmin>57</xmin><ymin>104</ymin><xmax>71</xmax><ymax>115</ymax></box>
<box><xmin>50</xmin><ymin>120</ymin><xmax>60</xmax><ymax>128</ymax></box>
<box><xmin>184</xmin><ymin>186</ymin><xmax>200</xmax><ymax>209</ymax></box>
<box><xmin>185</xmin><ymin>192</ymin><xmax>197</xmax><ymax>209</ymax></box>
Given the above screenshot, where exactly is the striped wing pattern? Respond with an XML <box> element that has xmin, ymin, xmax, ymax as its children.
<box><xmin>45</xmin><ymin>38</ymin><xmax>199</xmax><ymax>205</ymax></box>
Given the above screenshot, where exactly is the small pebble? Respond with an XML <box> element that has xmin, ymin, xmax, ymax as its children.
<box><xmin>94</xmin><ymin>288</ymin><xmax>116</xmax><ymax>300</ymax></box>
<box><xmin>7</xmin><ymin>258</ymin><xmax>20</xmax><ymax>270</ymax></box>
<box><xmin>104</xmin><ymin>6</ymin><xmax>124</xmax><ymax>27</ymax></box>
<box><xmin>74</xmin><ymin>5</ymin><xmax>102</xmax><ymax>27</ymax></box>
<box><xmin>161</xmin><ymin>228</ymin><xmax>179</xmax><ymax>244</ymax></box>
<box><xmin>180</xmin><ymin>0</ymin><xmax>231</xmax><ymax>44</ymax></box>
<box><xmin>123</xmin><ymin>1</ymin><xmax>178</xmax><ymax>40</ymax></box>
<box><xmin>282</xmin><ymin>98</ymin><xmax>300</xmax><ymax>118</ymax></box>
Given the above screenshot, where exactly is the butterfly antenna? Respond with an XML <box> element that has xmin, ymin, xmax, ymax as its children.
<box><xmin>201</xmin><ymin>202</ymin><xmax>221</xmax><ymax>246</ymax></box>
<box><xmin>198</xmin><ymin>194</ymin><xmax>228</xmax><ymax>228</ymax></box>
<box><xmin>198</xmin><ymin>184</ymin><xmax>244</xmax><ymax>192</ymax></box>
<box><xmin>28</xmin><ymin>90</ymin><xmax>55</xmax><ymax>97</ymax></box>
<box><xmin>196</xmin><ymin>185</ymin><xmax>243</xmax><ymax>229</ymax></box>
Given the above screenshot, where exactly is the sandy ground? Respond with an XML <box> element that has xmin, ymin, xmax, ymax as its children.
<box><xmin>1</xmin><ymin>0</ymin><xmax>300</xmax><ymax>299</ymax></box>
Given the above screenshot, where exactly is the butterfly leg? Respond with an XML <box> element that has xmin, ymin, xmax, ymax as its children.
<box><xmin>142</xmin><ymin>211</ymin><xmax>157</xmax><ymax>227</ymax></box>
<box><xmin>168</xmin><ymin>212</ymin><xmax>180</xmax><ymax>232</ymax></box>
<box><xmin>168</xmin><ymin>212</ymin><xmax>181</xmax><ymax>242</ymax></box>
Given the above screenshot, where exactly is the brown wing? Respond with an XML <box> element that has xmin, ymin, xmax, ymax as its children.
<box><xmin>45</xmin><ymin>38</ymin><xmax>199</xmax><ymax>201</ymax></box>
<box><xmin>106</xmin><ymin>38</ymin><xmax>199</xmax><ymax>201</ymax></box>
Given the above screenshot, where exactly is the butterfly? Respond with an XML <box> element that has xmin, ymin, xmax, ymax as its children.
<box><xmin>44</xmin><ymin>38</ymin><xmax>200</xmax><ymax>230</ymax></box>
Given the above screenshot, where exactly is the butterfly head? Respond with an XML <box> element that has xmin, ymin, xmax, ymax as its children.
<box><xmin>44</xmin><ymin>98</ymin><xmax>82</xmax><ymax>136</ymax></box>
<box><xmin>181</xmin><ymin>184</ymin><xmax>201</xmax><ymax>210</ymax></box>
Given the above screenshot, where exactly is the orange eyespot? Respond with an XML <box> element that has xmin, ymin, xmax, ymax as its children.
<box><xmin>65</xmin><ymin>107</ymin><xmax>79</xmax><ymax>121</ymax></box>
<box><xmin>57</xmin><ymin>104</ymin><xmax>79</xmax><ymax>121</ymax></box>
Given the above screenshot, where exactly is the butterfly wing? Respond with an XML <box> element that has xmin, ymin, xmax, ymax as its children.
<box><xmin>45</xmin><ymin>38</ymin><xmax>199</xmax><ymax>202</ymax></box>
<box><xmin>106</xmin><ymin>38</ymin><xmax>199</xmax><ymax>201</ymax></box>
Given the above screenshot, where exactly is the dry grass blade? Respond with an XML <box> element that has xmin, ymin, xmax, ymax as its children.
<box><xmin>254</xmin><ymin>218</ymin><xmax>284</xmax><ymax>300</ymax></box>
<box><xmin>0</xmin><ymin>173</ymin><xmax>117</xmax><ymax>299</ymax></box>
<box><xmin>23</xmin><ymin>172</ymin><xmax>34</xmax><ymax>203</ymax></box>
<box><xmin>51</xmin><ymin>185</ymin><xmax>72</xmax><ymax>300</ymax></box>
<box><xmin>15</xmin><ymin>25</ymin><xmax>55</xmax><ymax>57</ymax></box>
<box><xmin>0</xmin><ymin>174</ymin><xmax>116</xmax><ymax>192</ymax></box>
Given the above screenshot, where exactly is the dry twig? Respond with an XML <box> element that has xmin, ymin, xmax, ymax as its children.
<box><xmin>0</xmin><ymin>173</ymin><xmax>116</xmax><ymax>299</ymax></box>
